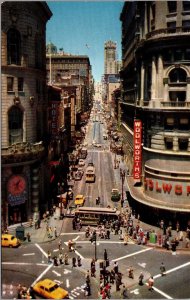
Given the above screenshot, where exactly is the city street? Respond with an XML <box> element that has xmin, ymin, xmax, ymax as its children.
<box><xmin>2</xmin><ymin>107</ymin><xmax>190</xmax><ymax>299</ymax></box>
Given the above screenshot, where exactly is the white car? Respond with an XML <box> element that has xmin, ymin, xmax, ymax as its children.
<box><xmin>79</xmin><ymin>159</ymin><xmax>85</xmax><ymax>166</ymax></box>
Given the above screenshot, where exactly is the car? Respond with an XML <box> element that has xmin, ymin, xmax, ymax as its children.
<box><xmin>74</xmin><ymin>194</ymin><xmax>85</xmax><ymax>206</ymax></box>
<box><xmin>32</xmin><ymin>278</ymin><xmax>69</xmax><ymax>299</ymax></box>
<box><xmin>74</xmin><ymin>170</ymin><xmax>83</xmax><ymax>181</ymax></box>
<box><xmin>79</xmin><ymin>159</ymin><xmax>85</xmax><ymax>166</ymax></box>
<box><xmin>1</xmin><ymin>234</ymin><xmax>20</xmax><ymax>248</ymax></box>
<box><xmin>111</xmin><ymin>188</ymin><xmax>121</xmax><ymax>202</ymax></box>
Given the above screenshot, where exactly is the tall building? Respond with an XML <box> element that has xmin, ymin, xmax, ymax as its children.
<box><xmin>104</xmin><ymin>40</ymin><xmax>117</xmax><ymax>75</ymax></box>
<box><xmin>1</xmin><ymin>2</ymin><xmax>52</xmax><ymax>226</ymax></box>
<box><xmin>120</xmin><ymin>1</ymin><xmax>190</xmax><ymax>227</ymax></box>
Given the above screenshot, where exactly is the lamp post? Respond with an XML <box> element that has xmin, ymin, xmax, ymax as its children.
<box><xmin>120</xmin><ymin>169</ymin><xmax>126</xmax><ymax>207</ymax></box>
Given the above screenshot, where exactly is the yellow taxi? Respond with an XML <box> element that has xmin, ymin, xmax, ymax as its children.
<box><xmin>32</xmin><ymin>279</ymin><xmax>69</xmax><ymax>299</ymax></box>
<box><xmin>1</xmin><ymin>234</ymin><xmax>20</xmax><ymax>248</ymax></box>
<box><xmin>74</xmin><ymin>194</ymin><xmax>85</xmax><ymax>206</ymax></box>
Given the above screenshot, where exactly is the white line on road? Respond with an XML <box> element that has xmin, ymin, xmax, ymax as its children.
<box><xmin>52</xmin><ymin>270</ymin><xmax>61</xmax><ymax>277</ymax></box>
<box><xmin>60</xmin><ymin>232</ymin><xmax>85</xmax><ymax>236</ymax></box>
<box><xmin>66</xmin><ymin>279</ymin><xmax>70</xmax><ymax>288</ymax></box>
<box><xmin>112</xmin><ymin>247</ymin><xmax>153</xmax><ymax>262</ymax></box>
<box><xmin>31</xmin><ymin>263</ymin><xmax>53</xmax><ymax>287</ymax></box>
<box><xmin>73</xmin><ymin>235</ymin><xmax>80</xmax><ymax>241</ymax></box>
<box><xmin>154</xmin><ymin>261</ymin><xmax>190</xmax><ymax>279</ymax></box>
<box><xmin>153</xmin><ymin>286</ymin><xmax>173</xmax><ymax>299</ymax></box>
<box><xmin>2</xmin><ymin>262</ymin><xmax>49</xmax><ymax>266</ymax></box>
<box><xmin>23</xmin><ymin>253</ymin><xmax>35</xmax><ymax>256</ymax></box>
<box><xmin>74</xmin><ymin>249</ymin><xmax>84</xmax><ymax>259</ymax></box>
<box><xmin>35</xmin><ymin>243</ymin><xmax>48</xmax><ymax>257</ymax></box>
<box><xmin>74</xmin><ymin>240</ymin><xmax>134</xmax><ymax>244</ymax></box>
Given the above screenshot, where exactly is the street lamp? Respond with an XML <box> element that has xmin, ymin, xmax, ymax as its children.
<box><xmin>120</xmin><ymin>169</ymin><xmax>126</xmax><ymax>207</ymax></box>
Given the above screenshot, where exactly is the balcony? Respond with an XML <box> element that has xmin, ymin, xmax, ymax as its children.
<box><xmin>145</xmin><ymin>26</ymin><xmax>190</xmax><ymax>40</ymax></box>
<box><xmin>142</xmin><ymin>100</ymin><xmax>190</xmax><ymax>109</ymax></box>
<box><xmin>2</xmin><ymin>142</ymin><xmax>45</xmax><ymax>165</ymax></box>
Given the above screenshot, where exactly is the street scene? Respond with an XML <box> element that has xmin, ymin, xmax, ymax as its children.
<box><xmin>1</xmin><ymin>1</ymin><xmax>190</xmax><ymax>300</ymax></box>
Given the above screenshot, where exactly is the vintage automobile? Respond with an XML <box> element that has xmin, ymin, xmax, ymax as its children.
<box><xmin>78</xmin><ymin>159</ymin><xmax>85</xmax><ymax>166</ymax></box>
<box><xmin>74</xmin><ymin>194</ymin><xmax>85</xmax><ymax>206</ymax></box>
<box><xmin>111</xmin><ymin>188</ymin><xmax>121</xmax><ymax>202</ymax></box>
<box><xmin>74</xmin><ymin>170</ymin><xmax>83</xmax><ymax>181</ymax></box>
<box><xmin>1</xmin><ymin>234</ymin><xmax>21</xmax><ymax>248</ymax></box>
<box><xmin>32</xmin><ymin>278</ymin><xmax>69</xmax><ymax>299</ymax></box>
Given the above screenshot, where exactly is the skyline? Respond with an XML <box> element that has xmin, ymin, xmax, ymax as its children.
<box><xmin>46</xmin><ymin>1</ymin><xmax>124</xmax><ymax>82</ymax></box>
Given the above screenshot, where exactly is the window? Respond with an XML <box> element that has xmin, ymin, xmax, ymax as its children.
<box><xmin>179</xmin><ymin>118</ymin><xmax>189</xmax><ymax>130</ymax></box>
<box><xmin>167</xmin><ymin>22</ymin><xmax>176</xmax><ymax>33</ymax></box>
<box><xmin>174</xmin><ymin>50</ymin><xmax>182</xmax><ymax>61</ymax></box>
<box><xmin>7</xmin><ymin>28</ymin><xmax>21</xmax><ymax>65</ymax></box>
<box><xmin>8</xmin><ymin>106</ymin><xmax>23</xmax><ymax>145</ymax></box>
<box><xmin>169</xmin><ymin>68</ymin><xmax>187</xmax><ymax>83</ymax></box>
<box><xmin>7</xmin><ymin>77</ymin><xmax>14</xmax><ymax>92</ymax></box>
<box><xmin>168</xmin><ymin>1</ymin><xmax>177</xmax><ymax>13</ymax></box>
<box><xmin>165</xmin><ymin>117</ymin><xmax>175</xmax><ymax>130</ymax></box>
<box><xmin>184</xmin><ymin>49</ymin><xmax>190</xmax><ymax>60</ymax></box>
<box><xmin>18</xmin><ymin>78</ymin><xmax>24</xmax><ymax>92</ymax></box>
<box><xmin>183</xmin><ymin>1</ymin><xmax>190</xmax><ymax>11</ymax></box>
<box><xmin>178</xmin><ymin>138</ymin><xmax>188</xmax><ymax>150</ymax></box>
<box><xmin>169</xmin><ymin>91</ymin><xmax>186</xmax><ymax>102</ymax></box>
<box><xmin>182</xmin><ymin>20</ymin><xmax>190</xmax><ymax>31</ymax></box>
<box><xmin>164</xmin><ymin>137</ymin><xmax>173</xmax><ymax>150</ymax></box>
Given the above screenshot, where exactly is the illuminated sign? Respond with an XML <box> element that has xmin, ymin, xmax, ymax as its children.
<box><xmin>133</xmin><ymin>120</ymin><xmax>142</xmax><ymax>181</ymax></box>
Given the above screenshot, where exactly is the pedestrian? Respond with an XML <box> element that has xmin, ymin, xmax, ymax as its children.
<box><xmin>114</xmin><ymin>261</ymin><xmax>118</xmax><ymax>274</ymax></box>
<box><xmin>72</xmin><ymin>256</ymin><xmax>76</xmax><ymax>268</ymax></box>
<box><xmin>148</xmin><ymin>276</ymin><xmax>154</xmax><ymax>291</ymax></box>
<box><xmin>48</xmin><ymin>226</ymin><xmax>52</xmax><ymax>238</ymax></box>
<box><xmin>121</xmin><ymin>285</ymin><xmax>128</xmax><ymax>299</ymax></box>
<box><xmin>37</xmin><ymin>218</ymin><xmax>41</xmax><ymax>229</ymax></box>
<box><xmin>47</xmin><ymin>250</ymin><xmax>51</xmax><ymax>263</ymax></box>
<box><xmin>17</xmin><ymin>284</ymin><xmax>22</xmax><ymax>299</ymax></box>
<box><xmin>64</xmin><ymin>253</ymin><xmax>69</xmax><ymax>265</ymax></box>
<box><xmin>72</xmin><ymin>218</ymin><xmax>76</xmax><ymax>230</ymax></box>
<box><xmin>53</xmin><ymin>256</ymin><xmax>58</xmax><ymax>266</ymax></box>
<box><xmin>110</xmin><ymin>269</ymin><xmax>115</xmax><ymax>284</ymax></box>
<box><xmin>58</xmin><ymin>240</ymin><xmax>62</xmax><ymax>250</ymax></box>
<box><xmin>160</xmin><ymin>262</ymin><xmax>166</xmax><ymax>276</ymax></box>
<box><xmin>106</xmin><ymin>229</ymin><xmax>110</xmax><ymax>239</ymax></box>
<box><xmin>128</xmin><ymin>266</ymin><xmax>134</xmax><ymax>279</ymax></box>
<box><xmin>35</xmin><ymin>220</ymin><xmax>38</xmax><ymax>230</ymax></box>
<box><xmin>27</xmin><ymin>232</ymin><xmax>31</xmax><ymax>242</ymax></box>
<box><xmin>77</xmin><ymin>255</ymin><xmax>82</xmax><ymax>267</ymax></box>
<box><xmin>59</xmin><ymin>252</ymin><xmax>63</xmax><ymax>264</ymax></box>
<box><xmin>85</xmin><ymin>270</ymin><xmax>91</xmax><ymax>285</ymax></box>
<box><xmin>91</xmin><ymin>259</ymin><xmax>96</xmax><ymax>277</ymax></box>
<box><xmin>138</xmin><ymin>272</ymin><xmax>144</xmax><ymax>285</ymax></box>
<box><xmin>115</xmin><ymin>273</ymin><xmax>120</xmax><ymax>291</ymax></box>
<box><xmin>104</xmin><ymin>249</ymin><xmax>108</xmax><ymax>261</ymax></box>
<box><xmin>54</xmin><ymin>226</ymin><xmax>57</xmax><ymax>238</ymax></box>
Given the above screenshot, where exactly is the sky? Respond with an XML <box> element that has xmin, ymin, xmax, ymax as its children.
<box><xmin>46</xmin><ymin>1</ymin><xmax>124</xmax><ymax>82</ymax></box>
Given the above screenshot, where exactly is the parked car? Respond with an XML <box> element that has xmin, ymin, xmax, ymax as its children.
<box><xmin>1</xmin><ymin>234</ymin><xmax>20</xmax><ymax>248</ymax></box>
<box><xmin>74</xmin><ymin>194</ymin><xmax>85</xmax><ymax>206</ymax></box>
<box><xmin>74</xmin><ymin>170</ymin><xmax>83</xmax><ymax>181</ymax></box>
<box><xmin>32</xmin><ymin>278</ymin><xmax>69</xmax><ymax>299</ymax></box>
<box><xmin>79</xmin><ymin>159</ymin><xmax>85</xmax><ymax>166</ymax></box>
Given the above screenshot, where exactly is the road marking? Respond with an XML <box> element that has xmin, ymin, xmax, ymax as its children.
<box><xmin>112</xmin><ymin>247</ymin><xmax>152</xmax><ymax>262</ymax></box>
<box><xmin>63</xmin><ymin>269</ymin><xmax>72</xmax><ymax>274</ymax></box>
<box><xmin>23</xmin><ymin>253</ymin><xmax>35</xmax><ymax>256</ymax></box>
<box><xmin>66</xmin><ymin>279</ymin><xmax>70</xmax><ymax>288</ymax></box>
<box><xmin>73</xmin><ymin>235</ymin><xmax>80</xmax><ymax>241</ymax></box>
<box><xmin>74</xmin><ymin>240</ymin><xmax>134</xmax><ymax>244</ymax></box>
<box><xmin>74</xmin><ymin>249</ymin><xmax>84</xmax><ymax>259</ymax></box>
<box><xmin>153</xmin><ymin>286</ymin><xmax>173</xmax><ymax>299</ymax></box>
<box><xmin>138</xmin><ymin>262</ymin><xmax>146</xmax><ymax>268</ymax></box>
<box><xmin>154</xmin><ymin>261</ymin><xmax>190</xmax><ymax>279</ymax></box>
<box><xmin>52</xmin><ymin>270</ymin><xmax>61</xmax><ymax>276</ymax></box>
<box><xmin>130</xmin><ymin>288</ymin><xmax>139</xmax><ymax>295</ymax></box>
<box><xmin>31</xmin><ymin>263</ymin><xmax>53</xmax><ymax>287</ymax></box>
<box><xmin>60</xmin><ymin>232</ymin><xmax>85</xmax><ymax>236</ymax></box>
<box><xmin>54</xmin><ymin>280</ymin><xmax>63</xmax><ymax>285</ymax></box>
<box><xmin>35</xmin><ymin>243</ymin><xmax>48</xmax><ymax>257</ymax></box>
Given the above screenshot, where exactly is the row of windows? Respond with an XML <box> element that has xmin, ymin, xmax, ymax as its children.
<box><xmin>7</xmin><ymin>77</ymin><xmax>44</xmax><ymax>95</ymax></box>
<box><xmin>168</xmin><ymin>1</ymin><xmax>190</xmax><ymax>13</ymax></box>
<box><xmin>167</xmin><ymin>20</ymin><xmax>190</xmax><ymax>29</ymax></box>
<box><xmin>165</xmin><ymin>137</ymin><xmax>189</xmax><ymax>151</ymax></box>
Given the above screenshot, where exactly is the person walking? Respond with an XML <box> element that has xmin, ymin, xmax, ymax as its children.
<box><xmin>148</xmin><ymin>276</ymin><xmax>154</xmax><ymax>291</ymax></box>
<box><xmin>59</xmin><ymin>252</ymin><xmax>63</xmax><ymax>264</ymax></box>
<box><xmin>110</xmin><ymin>269</ymin><xmax>115</xmax><ymax>284</ymax></box>
<box><xmin>58</xmin><ymin>240</ymin><xmax>62</xmax><ymax>251</ymax></box>
<box><xmin>91</xmin><ymin>258</ymin><xmax>96</xmax><ymax>277</ymax></box>
<box><xmin>64</xmin><ymin>253</ymin><xmax>69</xmax><ymax>265</ymax></box>
<box><xmin>72</xmin><ymin>257</ymin><xmax>76</xmax><ymax>268</ymax></box>
<box><xmin>47</xmin><ymin>250</ymin><xmax>51</xmax><ymax>264</ymax></box>
<box><xmin>160</xmin><ymin>262</ymin><xmax>166</xmax><ymax>276</ymax></box>
<box><xmin>53</xmin><ymin>256</ymin><xmax>58</xmax><ymax>266</ymax></box>
<box><xmin>26</xmin><ymin>232</ymin><xmax>31</xmax><ymax>242</ymax></box>
<box><xmin>54</xmin><ymin>226</ymin><xmax>57</xmax><ymax>238</ymax></box>
<box><xmin>121</xmin><ymin>285</ymin><xmax>128</xmax><ymax>299</ymax></box>
<box><xmin>85</xmin><ymin>270</ymin><xmax>91</xmax><ymax>285</ymax></box>
<box><xmin>104</xmin><ymin>249</ymin><xmax>108</xmax><ymax>261</ymax></box>
<box><xmin>138</xmin><ymin>272</ymin><xmax>144</xmax><ymax>285</ymax></box>
<box><xmin>114</xmin><ymin>261</ymin><xmax>119</xmax><ymax>274</ymax></box>
<box><xmin>77</xmin><ymin>255</ymin><xmax>82</xmax><ymax>267</ymax></box>
<box><xmin>128</xmin><ymin>266</ymin><xmax>134</xmax><ymax>279</ymax></box>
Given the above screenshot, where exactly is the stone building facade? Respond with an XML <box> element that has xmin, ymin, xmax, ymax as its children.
<box><xmin>120</xmin><ymin>1</ymin><xmax>190</xmax><ymax>227</ymax></box>
<box><xmin>1</xmin><ymin>2</ymin><xmax>52</xmax><ymax>226</ymax></box>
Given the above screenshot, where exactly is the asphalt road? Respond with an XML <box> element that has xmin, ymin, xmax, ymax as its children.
<box><xmin>2</xmin><ymin>110</ymin><xmax>190</xmax><ymax>299</ymax></box>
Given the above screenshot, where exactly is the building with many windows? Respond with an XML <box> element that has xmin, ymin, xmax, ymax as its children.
<box><xmin>1</xmin><ymin>2</ymin><xmax>52</xmax><ymax>226</ymax></box>
<box><xmin>120</xmin><ymin>1</ymin><xmax>190</xmax><ymax>227</ymax></box>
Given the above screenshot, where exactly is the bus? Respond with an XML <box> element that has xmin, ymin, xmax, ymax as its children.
<box><xmin>74</xmin><ymin>207</ymin><xmax>120</xmax><ymax>225</ymax></box>
<box><xmin>85</xmin><ymin>165</ymin><xmax>95</xmax><ymax>183</ymax></box>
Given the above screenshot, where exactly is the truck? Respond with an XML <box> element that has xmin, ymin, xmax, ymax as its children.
<box><xmin>111</xmin><ymin>188</ymin><xmax>121</xmax><ymax>202</ymax></box>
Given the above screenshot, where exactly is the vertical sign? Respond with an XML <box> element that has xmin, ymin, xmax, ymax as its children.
<box><xmin>133</xmin><ymin>120</ymin><xmax>142</xmax><ymax>181</ymax></box>
<box><xmin>50</xmin><ymin>102</ymin><xmax>59</xmax><ymax>136</ymax></box>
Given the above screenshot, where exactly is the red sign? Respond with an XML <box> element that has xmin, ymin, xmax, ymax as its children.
<box><xmin>133</xmin><ymin>120</ymin><xmax>142</xmax><ymax>180</ymax></box>
<box><xmin>144</xmin><ymin>178</ymin><xmax>190</xmax><ymax>196</ymax></box>
<box><xmin>50</xmin><ymin>102</ymin><xmax>59</xmax><ymax>136</ymax></box>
